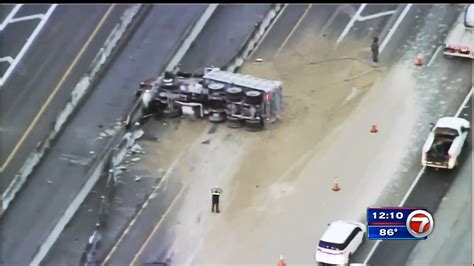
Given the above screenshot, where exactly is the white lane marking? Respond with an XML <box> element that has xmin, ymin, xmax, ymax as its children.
<box><xmin>0</xmin><ymin>57</ymin><xmax>14</xmax><ymax>64</ymax></box>
<box><xmin>9</xmin><ymin>14</ymin><xmax>44</xmax><ymax>23</ymax></box>
<box><xmin>427</xmin><ymin>46</ymin><xmax>442</xmax><ymax>67</ymax></box>
<box><xmin>357</xmin><ymin>10</ymin><xmax>397</xmax><ymax>21</ymax></box>
<box><xmin>274</xmin><ymin>4</ymin><xmax>313</xmax><ymax>57</ymax></box>
<box><xmin>454</xmin><ymin>87</ymin><xmax>473</xmax><ymax>117</ymax></box>
<box><xmin>363</xmin><ymin>87</ymin><xmax>473</xmax><ymax>264</ymax></box>
<box><xmin>379</xmin><ymin>4</ymin><xmax>412</xmax><ymax>53</ymax></box>
<box><xmin>320</xmin><ymin>6</ymin><xmax>346</xmax><ymax>36</ymax></box>
<box><xmin>0</xmin><ymin>4</ymin><xmax>23</xmax><ymax>31</ymax></box>
<box><xmin>249</xmin><ymin>4</ymin><xmax>288</xmax><ymax>58</ymax></box>
<box><xmin>0</xmin><ymin>4</ymin><xmax>58</xmax><ymax>88</ymax></box>
<box><xmin>102</xmin><ymin>151</ymin><xmax>186</xmax><ymax>265</ymax></box>
<box><xmin>336</xmin><ymin>4</ymin><xmax>367</xmax><ymax>44</ymax></box>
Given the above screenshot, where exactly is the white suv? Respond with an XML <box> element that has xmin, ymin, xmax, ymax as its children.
<box><xmin>315</xmin><ymin>220</ymin><xmax>366</xmax><ymax>265</ymax></box>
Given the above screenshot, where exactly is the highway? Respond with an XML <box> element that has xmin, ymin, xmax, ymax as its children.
<box><xmin>97</xmin><ymin>5</ymin><xmax>276</xmax><ymax>265</ymax></box>
<box><xmin>0</xmin><ymin>4</ymin><xmax>207</xmax><ymax>265</ymax></box>
<box><xmin>178</xmin><ymin>4</ymin><xmax>271</xmax><ymax>73</ymax></box>
<box><xmin>0</xmin><ymin>4</ymin><xmax>127</xmax><ymax>197</ymax></box>
<box><xmin>92</xmin><ymin>4</ymin><xmax>472</xmax><ymax>265</ymax></box>
<box><xmin>364</xmin><ymin>95</ymin><xmax>472</xmax><ymax>265</ymax></box>
<box><xmin>101</xmin><ymin>3</ymin><xmax>430</xmax><ymax>265</ymax></box>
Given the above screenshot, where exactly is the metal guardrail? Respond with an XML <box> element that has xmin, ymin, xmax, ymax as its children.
<box><xmin>224</xmin><ymin>4</ymin><xmax>285</xmax><ymax>72</ymax></box>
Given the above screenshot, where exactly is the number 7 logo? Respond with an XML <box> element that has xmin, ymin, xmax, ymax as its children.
<box><xmin>406</xmin><ymin>210</ymin><xmax>435</xmax><ymax>238</ymax></box>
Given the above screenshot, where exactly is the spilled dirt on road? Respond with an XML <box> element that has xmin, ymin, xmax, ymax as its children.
<box><xmin>130</xmin><ymin>34</ymin><xmax>391</xmax><ymax>264</ymax></box>
<box><xmin>225</xmin><ymin>35</ymin><xmax>385</xmax><ymax>217</ymax></box>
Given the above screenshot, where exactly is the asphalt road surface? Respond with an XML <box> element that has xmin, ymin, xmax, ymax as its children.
<box><xmin>0</xmin><ymin>4</ymin><xmax>127</xmax><ymax>196</ymax></box>
<box><xmin>103</xmin><ymin>4</ymin><xmax>472</xmax><ymax>266</ymax></box>
<box><xmin>366</xmin><ymin>95</ymin><xmax>472</xmax><ymax>265</ymax></box>
<box><xmin>0</xmin><ymin>4</ymin><xmax>206</xmax><ymax>265</ymax></box>
<box><xmin>100</xmin><ymin>5</ymin><xmax>275</xmax><ymax>265</ymax></box>
<box><xmin>178</xmin><ymin>4</ymin><xmax>271</xmax><ymax>73</ymax></box>
<box><xmin>114</xmin><ymin>3</ymin><xmax>422</xmax><ymax>265</ymax></box>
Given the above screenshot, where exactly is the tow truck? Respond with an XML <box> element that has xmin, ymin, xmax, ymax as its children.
<box><xmin>444</xmin><ymin>4</ymin><xmax>474</xmax><ymax>59</ymax></box>
<box><xmin>421</xmin><ymin>116</ymin><xmax>470</xmax><ymax>169</ymax></box>
<box><xmin>136</xmin><ymin>68</ymin><xmax>284</xmax><ymax>131</ymax></box>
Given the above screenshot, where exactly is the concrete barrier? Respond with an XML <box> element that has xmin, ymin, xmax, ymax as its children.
<box><xmin>29</xmin><ymin>4</ymin><xmax>219</xmax><ymax>265</ymax></box>
<box><xmin>24</xmin><ymin>5</ymin><xmax>153</xmax><ymax>265</ymax></box>
<box><xmin>225</xmin><ymin>4</ymin><xmax>284</xmax><ymax>73</ymax></box>
<box><xmin>1</xmin><ymin>5</ymin><xmax>143</xmax><ymax>216</ymax></box>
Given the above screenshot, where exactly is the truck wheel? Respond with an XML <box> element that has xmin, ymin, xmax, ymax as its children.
<box><xmin>163</xmin><ymin>108</ymin><xmax>182</xmax><ymax>118</ymax></box>
<box><xmin>227</xmin><ymin>115</ymin><xmax>243</xmax><ymax>128</ymax></box>
<box><xmin>226</xmin><ymin>87</ymin><xmax>243</xmax><ymax>102</ymax></box>
<box><xmin>245</xmin><ymin>119</ymin><xmax>264</xmax><ymax>132</ymax></box>
<box><xmin>208</xmin><ymin>111</ymin><xmax>226</xmax><ymax>123</ymax></box>
<box><xmin>245</xmin><ymin>90</ymin><xmax>262</xmax><ymax>105</ymax></box>
<box><xmin>208</xmin><ymin>83</ymin><xmax>225</xmax><ymax>94</ymax></box>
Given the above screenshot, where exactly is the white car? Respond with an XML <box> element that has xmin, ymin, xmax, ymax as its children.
<box><xmin>315</xmin><ymin>220</ymin><xmax>366</xmax><ymax>265</ymax></box>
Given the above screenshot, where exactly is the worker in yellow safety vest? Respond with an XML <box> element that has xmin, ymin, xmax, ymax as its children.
<box><xmin>211</xmin><ymin>186</ymin><xmax>223</xmax><ymax>213</ymax></box>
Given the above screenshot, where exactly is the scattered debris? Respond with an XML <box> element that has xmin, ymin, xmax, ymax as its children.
<box><xmin>255</xmin><ymin>58</ymin><xmax>263</xmax><ymax>63</ymax></box>
<box><xmin>117</xmin><ymin>165</ymin><xmax>128</xmax><ymax>171</ymax></box>
<box><xmin>98</xmin><ymin>124</ymin><xmax>104</xmax><ymax>128</ymax></box>
<box><xmin>201</xmin><ymin>139</ymin><xmax>211</xmax><ymax>145</ymax></box>
<box><xmin>48</xmin><ymin>180</ymin><xmax>52</xmax><ymax>184</ymax></box>
<box><xmin>105</xmin><ymin>129</ymin><xmax>116</xmax><ymax>136</ymax></box>
<box><xmin>131</xmin><ymin>157</ymin><xmax>141</xmax><ymax>162</ymax></box>
<box><xmin>100</xmin><ymin>132</ymin><xmax>108</xmax><ymax>137</ymax></box>
<box><xmin>131</xmin><ymin>144</ymin><xmax>145</xmax><ymax>154</ymax></box>
<box><xmin>134</xmin><ymin>176</ymin><xmax>142</xmax><ymax>182</ymax></box>
<box><xmin>89</xmin><ymin>151</ymin><xmax>95</xmax><ymax>155</ymax></box>
<box><xmin>88</xmin><ymin>209</ymin><xmax>93</xmax><ymax>212</ymax></box>
<box><xmin>132</xmin><ymin>129</ymin><xmax>144</xmax><ymax>140</ymax></box>
<box><xmin>162</xmin><ymin>122</ymin><xmax>168</xmax><ymax>126</ymax></box>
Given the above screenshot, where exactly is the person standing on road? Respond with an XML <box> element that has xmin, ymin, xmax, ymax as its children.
<box><xmin>371</xmin><ymin>37</ymin><xmax>379</xmax><ymax>65</ymax></box>
<box><xmin>211</xmin><ymin>186</ymin><xmax>223</xmax><ymax>213</ymax></box>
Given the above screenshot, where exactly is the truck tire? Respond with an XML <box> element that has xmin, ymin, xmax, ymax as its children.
<box><xmin>245</xmin><ymin>119</ymin><xmax>264</xmax><ymax>132</ymax></box>
<box><xmin>163</xmin><ymin>108</ymin><xmax>182</xmax><ymax>118</ymax></box>
<box><xmin>208</xmin><ymin>83</ymin><xmax>225</xmax><ymax>94</ymax></box>
<box><xmin>227</xmin><ymin>115</ymin><xmax>243</xmax><ymax>128</ymax></box>
<box><xmin>245</xmin><ymin>90</ymin><xmax>262</xmax><ymax>105</ymax></box>
<box><xmin>208</xmin><ymin>111</ymin><xmax>226</xmax><ymax>123</ymax></box>
<box><xmin>226</xmin><ymin>87</ymin><xmax>243</xmax><ymax>102</ymax></box>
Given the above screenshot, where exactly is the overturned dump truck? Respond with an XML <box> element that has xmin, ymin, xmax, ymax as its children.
<box><xmin>136</xmin><ymin>68</ymin><xmax>284</xmax><ymax>131</ymax></box>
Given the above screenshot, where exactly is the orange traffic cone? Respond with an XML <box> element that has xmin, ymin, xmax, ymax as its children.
<box><xmin>332</xmin><ymin>179</ymin><xmax>341</xmax><ymax>192</ymax></box>
<box><xmin>370</xmin><ymin>123</ymin><xmax>378</xmax><ymax>133</ymax></box>
<box><xmin>278</xmin><ymin>255</ymin><xmax>286</xmax><ymax>266</ymax></box>
<box><xmin>414</xmin><ymin>53</ymin><xmax>423</xmax><ymax>66</ymax></box>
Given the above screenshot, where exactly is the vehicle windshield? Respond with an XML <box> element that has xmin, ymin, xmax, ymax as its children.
<box><xmin>318</xmin><ymin>240</ymin><xmax>344</xmax><ymax>251</ymax></box>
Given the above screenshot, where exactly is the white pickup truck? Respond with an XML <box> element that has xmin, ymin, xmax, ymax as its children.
<box><xmin>444</xmin><ymin>4</ymin><xmax>474</xmax><ymax>59</ymax></box>
<box><xmin>422</xmin><ymin>117</ymin><xmax>470</xmax><ymax>169</ymax></box>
